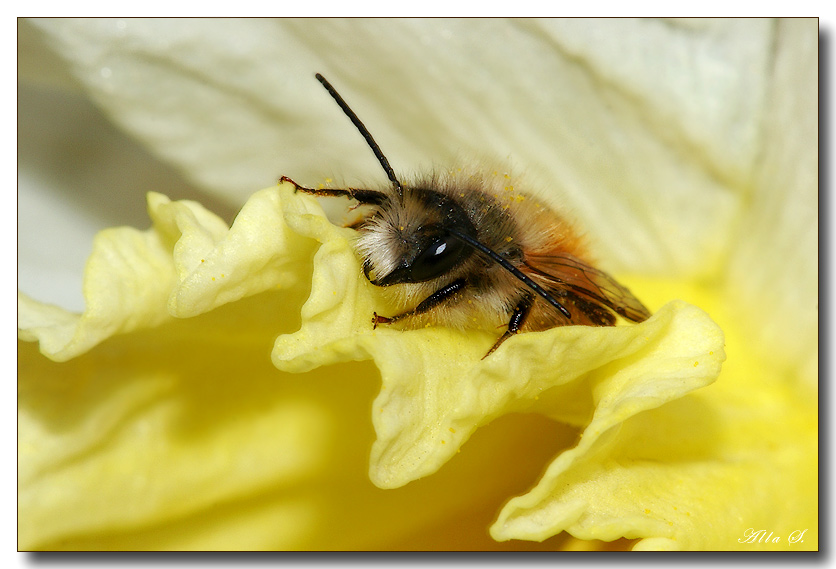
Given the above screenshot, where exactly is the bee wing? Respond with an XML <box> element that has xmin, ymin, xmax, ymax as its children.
<box><xmin>523</xmin><ymin>253</ymin><xmax>651</xmax><ymax>323</ymax></box>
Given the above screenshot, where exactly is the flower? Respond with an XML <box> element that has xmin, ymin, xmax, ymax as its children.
<box><xmin>18</xmin><ymin>18</ymin><xmax>817</xmax><ymax>551</ymax></box>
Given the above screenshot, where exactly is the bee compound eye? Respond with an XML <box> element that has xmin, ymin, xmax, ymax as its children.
<box><xmin>409</xmin><ymin>234</ymin><xmax>468</xmax><ymax>282</ymax></box>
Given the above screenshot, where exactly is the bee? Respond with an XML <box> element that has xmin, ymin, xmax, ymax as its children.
<box><xmin>282</xmin><ymin>73</ymin><xmax>651</xmax><ymax>358</ymax></box>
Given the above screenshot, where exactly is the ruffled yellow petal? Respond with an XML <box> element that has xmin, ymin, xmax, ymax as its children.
<box><xmin>160</xmin><ymin>188</ymin><xmax>320</xmax><ymax>318</ymax></box>
<box><xmin>278</xmin><ymin>295</ymin><xmax>723</xmax><ymax>490</ymax></box>
<box><xmin>266</xmin><ymin>188</ymin><xmax>738</xmax><ymax>546</ymax></box>
<box><xmin>18</xmin><ymin>221</ymin><xmax>175</xmax><ymax>361</ymax></box>
<box><xmin>20</xmin><ymin>182</ymin><xmax>730</xmax><ymax>550</ymax></box>
<box><xmin>492</xmin><ymin>348</ymin><xmax>816</xmax><ymax>550</ymax></box>
<box><xmin>19</xmin><ymin>186</ymin><xmax>322</xmax><ymax>362</ymax></box>
<box><xmin>488</xmin><ymin>277</ymin><xmax>815</xmax><ymax>550</ymax></box>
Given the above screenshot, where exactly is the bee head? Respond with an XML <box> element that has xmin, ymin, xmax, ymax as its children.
<box><xmin>357</xmin><ymin>187</ymin><xmax>477</xmax><ymax>287</ymax></box>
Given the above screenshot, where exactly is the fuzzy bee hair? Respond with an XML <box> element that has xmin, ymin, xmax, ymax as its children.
<box><xmin>353</xmin><ymin>168</ymin><xmax>587</xmax><ymax>331</ymax></box>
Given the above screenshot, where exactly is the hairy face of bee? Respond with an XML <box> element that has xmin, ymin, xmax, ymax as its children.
<box><xmin>356</xmin><ymin>188</ymin><xmax>478</xmax><ymax>287</ymax></box>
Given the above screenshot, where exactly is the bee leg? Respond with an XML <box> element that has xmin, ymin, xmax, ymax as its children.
<box><xmin>280</xmin><ymin>176</ymin><xmax>387</xmax><ymax>205</ymax></box>
<box><xmin>345</xmin><ymin>218</ymin><xmax>367</xmax><ymax>230</ymax></box>
<box><xmin>483</xmin><ymin>293</ymin><xmax>534</xmax><ymax>359</ymax></box>
<box><xmin>281</xmin><ymin>176</ymin><xmax>350</xmax><ymax>198</ymax></box>
<box><xmin>373</xmin><ymin>279</ymin><xmax>466</xmax><ymax>328</ymax></box>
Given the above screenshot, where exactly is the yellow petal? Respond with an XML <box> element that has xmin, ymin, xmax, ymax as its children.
<box><xmin>21</xmin><ymin>183</ymin><xmax>727</xmax><ymax>549</ymax></box>
<box><xmin>492</xmin><ymin>363</ymin><xmax>816</xmax><ymax>550</ymax></box>
<box><xmin>18</xmin><ymin>222</ymin><xmax>175</xmax><ymax>361</ymax></box>
<box><xmin>19</xmin><ymin>185</ymin><xmax>321</xmax><ymax>362</ymax></box>
<box><xmin>271</xmin><ymin>194</ymin><xmax>727</xmax><ymax>524</ymax></box>
<box><xmin>18</xmin><ymin>289</ymin><xmax>332</xmax><ymax>550</ymax></box>
<box><xmin>489</xmin><ymin>278</ymin><xmax>816</xmax><ymax>550</ymax></box>
<box><xmin>161</xmin><ymin>187</ymin><xmax>321</xmax><ymax>318</ymax></box>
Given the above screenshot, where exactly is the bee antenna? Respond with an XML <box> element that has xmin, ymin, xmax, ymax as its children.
<box><xmin>315</xmin><ymin>73</ymin><xmax>404</xmax><ymax>199</ymax></box>
<box><xmin>447</xmin><ymin>229</ymin><xmax>573</xmax><ymax>319</ymax></box>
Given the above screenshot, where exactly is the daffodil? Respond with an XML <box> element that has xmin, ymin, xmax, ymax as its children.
<box><xmin>18</xmin><ymin>18</ymin><xmax>817</xmax><ymax>551</ymax></box>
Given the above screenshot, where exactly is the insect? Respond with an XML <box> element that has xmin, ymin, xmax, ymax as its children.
<box><xmin>282</xmin><ymin>73</ymin><xmax>651</xmax><ymax>358</ymax></box>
